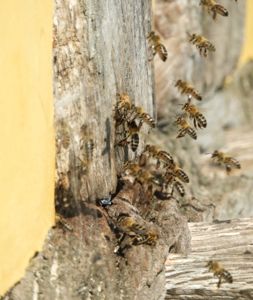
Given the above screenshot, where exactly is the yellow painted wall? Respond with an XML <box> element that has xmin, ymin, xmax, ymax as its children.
<box><xmin>240</xmin><ymin>0</ymin><xmax>253</xmax><ymax>65</ymax></box>
<box><xmin>0</xmin><ymin>1</ymin><xmax>54</xmax><ymax>295</ymax></box>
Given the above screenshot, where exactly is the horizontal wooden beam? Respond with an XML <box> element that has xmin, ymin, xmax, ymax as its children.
<box><xmin>165</xmin><ymin>218</ymin><xmax>253</xmax><ymax>299</ymax></box>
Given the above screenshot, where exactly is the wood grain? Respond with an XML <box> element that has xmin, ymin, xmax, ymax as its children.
<box><xmin>165</xmin><ymin>218</ymin><xmax>253</xmax><ymax>299</ymax></box>
<box><xmin>54</xmin><ymin>0</ymin><xmax>154</xmax><ymax>203</ymax></box>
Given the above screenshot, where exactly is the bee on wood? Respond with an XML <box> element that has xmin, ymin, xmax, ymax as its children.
<box><xmin>80</xmin><ymin>124</ymin><xmax>95</xmax><ymax>164</ymax></box>
<box><xmin>211</xmin><ymin>150</ymin><xmax>241</xmax><ymax>174</ymax></box>
<box><xmin>116</xmin><ymin>213</ymin><xmax>146</xmax><ymax>236</ymax></box>
<box><xmin>115</xmin><ymin>94</ymin><xmax>155</xmax><ymax>152</ymax></box>
<box><xmin>165</xmin><ymin>161</ymin><xmax>190</xmax><ymax>183</ymax></box>
<box><xmin>206</xmin><ymin>260</ymin><xmax>233</xmax><ymax>288</ymax></box>
<box><xmin>175</xmin><ymin>80</ymin><xmax>202</xmax><ymax>101</ymax></box>
<box><xmin>56</xmin><ymin>120</ymin><xmax>71</xmax><ymax>150</ymax></box>
<box><xmin>164</xmin><ymin>173</ymin><xmax>186</xmax><ymax>197</ymax></box>
<box><xmin>182</xmin><ymin>98</ymin><xmax>207</xmax><ymax>129</ymax></box>
<box><xmin>115</xmin><ymin>213</ymin><xmax>158</xmax><ymax>253</ymax></box>
<box><xmin>115</xmin><ymin>213</ymin><xmax>158</xmax><ymax>254</ymax></box>
<box><xmin>115</xmin><ymin>93</ymin><xmax>132</xmax><ymax>125</ymax></box>
<box><xmin>152</xmin><ymin>172</ymin><xmax>185</xmax><ymax>197</ymax></box>
<box><xmin>134</xmin><ymin>106</ymin><xmax>156</xmax><ymax>128</ymax></box>
<box><xmin>200</xmin><ymin>0</ymin><xmax>229</xmax><ymax>20</ymax></box>
<box><xmin>147</xmin><ymin>31</ymin><xmax>168</xmax><ymax>62</ymax></box>
<box><xmin>117</xmin><ymin>120</ymin><xmax>141</xmax><ymax>152</ymax></box>
<box><xmin>140</xmin><ymin>144</ymin><xmax>174</xmax><ymax>168</ymax></box>
<box><xmin>55</xmin><ymin>214</ymin><xmax>73</xmax><ymax>232</ymax></box>
<box><xmin>123</xmin><ymin>162</ymin><xmax>154</xmax><ymax>191</ymax></box>
<box><xmin>189</xmin><ymin>33</ymin><xmax>215</xmax><ymax>57</ymax></box>
<box><xmin>175</xmin><ymin>114</ymin><xmax>197</xmax><ymax>140</ymax></box>
<box><xmin>55</xmin><ymin>172</ymin><xmax>76</xmax><ymax>217</ymax></box>
<box><xmin>134</xmin><ymin>228</ymin><xmax>159</xmax><ymax>246</ymax></box>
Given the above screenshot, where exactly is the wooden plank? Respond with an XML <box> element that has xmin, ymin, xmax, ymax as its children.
<box><xmin>54</xmin><ymin>0</ymin><xmax>154</xmax><ymax>203</ymax></box>
<box><xmin>165</xmin><ymin>218</ymin><xmax>253</xmax><ymax>299</ymax></box>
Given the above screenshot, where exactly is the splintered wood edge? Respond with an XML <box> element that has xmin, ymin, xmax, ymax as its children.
<box><xmin>165</xmin><ymin>218</ymin><xmax>253</xmax><ymax>299</ymax></box>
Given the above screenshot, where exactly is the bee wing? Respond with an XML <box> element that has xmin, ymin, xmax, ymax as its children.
<box><xmin>196</xmin><ymin>113</ymin><xmax>207</xmax><ymax>128</ymax></box>
<box><xmin>223</xmin><ymin>270</ymin><xmax>233</xmax><ymax>283</ymax></box>
<box><xmin>186</xmin><ymin>127</ymin><xmax>197</xmax><ymax>140</ymax></box>
<box><xmin>215</xmin><ymin>4</ymin><xmax>229</xmax><ymax>17</ymax></box>
<box><xmin>225</xmin><ymin>157</ymin><xmax>241</xmax><ymax>169</ymax></box>
<box><xmin>176</xmin><ymin>169</ymin><xmax>189</xmax><ymax>183</ymax></box>
<box><xmin>229</xmin><ymin>158</ymin><xmax>241</xmax><ymax>169</ymax></box>
<box><xmin>157</xmin><ymin>44</ymin><xmax>167</xmax><ymax>62</ymax></box>
<box><xmin>174</xmin><ymin>180</ymin><xmax>185</xmax><ymax>197</ymax></box>
<box><xmin>148</xmin><ymin>46</ymin><xmax>156</xmax><ymax>61</ymax></box>
<box><xmin>177</xmin><ymin>129</ymin><xmax>187</xmax><ymax>138</ymax></box>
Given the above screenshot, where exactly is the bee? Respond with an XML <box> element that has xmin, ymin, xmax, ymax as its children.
<box><xmin>175</xmin><ymin>80</ymin><xmax>202</xmax><ymax>101</ymax></box>
<box><xmin>80</xmin><ymin>124</ymin><xmax>95</xmax><ymax>164</ymax></box>
<box><xmin>134</xmin><ymin>106</ymin><xmax>156</xmax><ymax>128</ymax></box>
<box><xmin>200</xmin><ymin>0</ymin><xmax>229</xmax><ymax>20</ymax></box>
<box><xmin>206</xmin><ymin>260</ymin><xmax>233</xmax><ymax>288</ymax></box>
<box><xmin>165</xmin><ymin>161</ymin><xmax>189</xmax><ymax>183</ymax></box>
<box><xmin>55</xmin><ymin>171</ymin><xmax>78</xmax><ymax>218</ymax></box>
<box><xmin>116</xmin><ymin>213</ymin><xmax>146</xmax><ymax>236</ymax></box>
<box><xmin>117</xmin><ymin>120</ymin><xmax>141</xmax><ymax>152</ymax></box>
<box><xmin>164</xmin><ymin>173</ymin><xmax>186</xmax><ymax>197</ymax></box>
<box><xmin>123</xmin><ymin>161</ymin><xmax>141</xmax><ymax>174</ymax></box>
<box><xmin>56</xmin><ymin>120</ymin><xmax>71</xmax><ymax>150</ymax></box>
<box><xmin>175</xmin><ymin>114</ymin><xmax>197</xmax><ymax>140</ymax></box>
<box><xmin>134</xmin><ymin>228</ymin><xmax>159</xmax><ymax>246</ymax></box>
<box><xmin>147</xmin><ymin>31</ymin><xmax>168</xmax><ymax>62</ymax></box>
<box><xmin>115</xmin><ymin>93</ymin><xmax>132</xmax><ymax>125</ymax></box>
<box><xmin>140</xmin><ymin>144</ymin><xmax>174</xmax><ymax>168</ymax></box>
<box><xmin>211</xmin><ymin>150</ymin><xmax>241</xmax><ymax>174</ymax></box>
<box><xmin>152</xmin><ymin>172</ymin><xmax>185</xmax><ymax>197</ymax></box>
<box><xmin>189</xmin><ymin>33</ymin><xmax>215</xmax><ymax>57</ymax></box>
<box><xmin>182</xmin><ymin>98</ymin><xmax>207</xmax><ymax>129</ymax></box>
<box><xmin>55</xmin><ymin>214</ymin><xmax>73</xmax><ymax>231</ymax></box>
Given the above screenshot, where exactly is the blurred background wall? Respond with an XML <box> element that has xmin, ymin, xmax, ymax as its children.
<box><xmin>0</xmin><ymin>1</ymin><xmax>54</xmax><ymax>295</ymax></box>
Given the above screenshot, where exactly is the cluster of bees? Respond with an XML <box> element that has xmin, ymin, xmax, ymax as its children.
<box><xmin>109</xmin><ymin>0</ymin><xmax>240</xmax><ymax>284</ymax></box>
<box><xmin>54</xmin><ymin>0</ymin><xmax>240</xmax><ymax>286</ymax></box>
<box><xmin>146</xmin><ymin>1</ymin><xmax>241</xmax><ymax>176</ymax></box>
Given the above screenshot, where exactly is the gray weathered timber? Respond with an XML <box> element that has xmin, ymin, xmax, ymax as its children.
<box><xmin>165</xmin><ymin>218</ymin><xmax>253</xmax><ymax>299</ymax></box>
<box><xmin>54</xmin><ymin>0</ymin><xmax>154</xmax><ymax>202</ymax></box>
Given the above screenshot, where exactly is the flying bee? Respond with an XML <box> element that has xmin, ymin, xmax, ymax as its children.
<box><xmin>175</xmin><ymin>80</ymin><xmax>202</xmax><ymax>101</ymax></box>
<box><xmin>182</xmin><ymin>98</ymin><xmax>207</xmax><ymax>129</ymax></box>
<box><xmin>211</xmin><ymin>150</ymin><xmax>241</xmax><ymax>174</ymax></box>
<box><xmin>140</xmin><ymin>144</ymin><xmax>174</xmax><ymax>168</ymax></box>
<box><xmin>189</xmin><ymin>33</ymin><xmax>215</xmax><ymax>57</ymax></box>
<box><xmin>165</xmin><ymin>161</ymin><xmax>189</xmax><ymax>183</ymax></box>
<box><xmin>147</xmin><ymin>31</ymin><xmax>168</xmax><ymax>62</ymax></box>
<box><xmin>206</xmin><ymin>260</ymin><xmax>233</xmax><ymax>288</ymax></box>
<box><xmin>200</xmin><ymin>0</ymin><xmax>229</xmax><ymax>20</ymax></box>
<box><xmin>175</xmin><ymin>114</ymin><xmax>197</xmax><ymax>140</ymax></box>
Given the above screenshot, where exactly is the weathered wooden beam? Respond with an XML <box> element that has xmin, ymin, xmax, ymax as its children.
<box><xmin>165</xmin><ymin>218</ymin><xmax>253</xmax><ymax>299</ymax></box>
